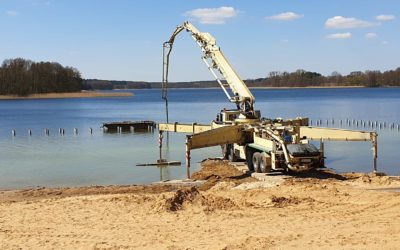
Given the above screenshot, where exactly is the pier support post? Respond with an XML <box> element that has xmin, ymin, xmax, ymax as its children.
<box><xmin>185</xmin><ymin>136</ymin><xmax>191</xmax><ymax>179</ymax></box>
<box><xmin>372</xmin><ymin>133</ymin><xmax>378</xmax><ymax>173</ymax></box>
<box><xmin>158</xmin><ymin>130</ymin><xmax>163</xmax><ymax>161</ymax></box>
<box><xmin>320</xmin><ymin>139</ymin><xmax>325</xmax><ymax>167</ymax></box>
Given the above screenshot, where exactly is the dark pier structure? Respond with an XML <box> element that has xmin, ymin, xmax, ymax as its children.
<box><xmin>102</xmin><ymin>121</ymin><xmax>156</xmax><ymax>133</ymax></box>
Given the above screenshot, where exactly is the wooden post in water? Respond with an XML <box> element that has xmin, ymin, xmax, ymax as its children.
<box><xmin>372</xmin><ymin>132</ymin><xmax>378</xmax><ymax>172</ymax></box>
<box><xmin>185</xmin><ymin>136</ymin><xmax>191</xmax><ymax>179</ymax></box>
<box><xmin>158</xmin><ymin>130</ymin><xmax>163</xmax><ymax>161</ymax></box>
<box><xmin>11</xmin><ymin>129</ymin><xmax>16</xmax><ymax>136</ymax></box>
<box><xmin>320</xmin><ymin>139</ymin><xmax>325</xmax><ymax>167</ymax></box>
<box><xmin>28</xmin><ymin>129</ymin><xmax>32</xmax><ymax>136</ymax></box>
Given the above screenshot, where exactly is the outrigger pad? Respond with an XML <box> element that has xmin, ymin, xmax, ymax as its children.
<box><xmin>286</xmin><ymin>144</ymin><xmax>320</xmax><ymax>157</ymax></box>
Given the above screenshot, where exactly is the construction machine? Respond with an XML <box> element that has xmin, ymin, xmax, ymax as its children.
<box><xmin>159</xmin><ymin>21</ymin><xmax>378</xmax><ymax>178</ymax></box>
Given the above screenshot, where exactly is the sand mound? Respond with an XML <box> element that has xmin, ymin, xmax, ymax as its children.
<box><xmin>340</xmin><ymin>172</ymin><xmax>400</xmax><ymax>188</ymax></box>
<box><xmin>157</xmin><ymin>186</ymin><xmax>238</xmax><ymax>212</ymax></box>
<box><xmin>163</xmin><ymin>186</ymin><xmax>201</xmax><ymax>211</ymax></box>
<box><xmin>270</xmin><ymin>195</ymin><xmax>315</xmax><ymax>208</ymax></box>
<box><xmin>192</xmin><ymin>160</ymin><xmax>256</xmax><ymax>190</ymax></box>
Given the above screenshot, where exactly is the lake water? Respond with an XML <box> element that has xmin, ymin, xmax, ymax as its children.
<box><xmin>0</xmin><ymin>88</ymin><xmax>399</xmax><ymax>189</ymax></box>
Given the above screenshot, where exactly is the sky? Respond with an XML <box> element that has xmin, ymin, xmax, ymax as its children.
<box><xmin>1</xmin><ymin>0</ymin><xmax>399</xmax><ymax>81</ymax></box>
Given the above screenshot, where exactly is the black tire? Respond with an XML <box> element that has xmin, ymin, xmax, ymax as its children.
<box><xmin>259</xmin><ymin>153</ymin><xmax>271</xmax><ymax>173</ymax></box>
<box><xmin>252</xmin><ymin>152</ymin><xmax>261</xmax><ymax>173</ymax></box>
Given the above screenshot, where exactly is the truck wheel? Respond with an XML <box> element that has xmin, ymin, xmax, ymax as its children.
<box><xmin>252</xmin><ymin>152</ymin><xmax>261</xmax><ymax>173</ymax></box>
<box><xmin>260</xmin><ymin>153</ymin><xmax>271</xmax><ymax>173</ymax></box>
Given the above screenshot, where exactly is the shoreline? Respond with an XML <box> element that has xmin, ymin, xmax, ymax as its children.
<box><xmin>0</xmin><ymin>91</ymin><xmax>133</xmax><ymax>100</ymax></box>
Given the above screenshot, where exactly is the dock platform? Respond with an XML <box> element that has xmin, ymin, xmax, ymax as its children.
<box><xmin>103</xmin><ymin>120</ymin><xmax>156</xmax><ymax>133</ymax></box>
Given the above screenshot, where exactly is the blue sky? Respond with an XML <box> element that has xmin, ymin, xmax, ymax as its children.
<box><xmin>1</xmin><ymin>0</ymin><xmax>399</xmax><ymax>81</ymax></box>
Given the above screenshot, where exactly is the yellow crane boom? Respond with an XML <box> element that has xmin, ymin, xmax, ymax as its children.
<box><xmin>162</xmin><ymin>21</ymin><xmax>255</xmax><ymax>121</ymax></box>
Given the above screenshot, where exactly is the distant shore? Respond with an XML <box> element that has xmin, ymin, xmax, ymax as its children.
<box><xmin>249</xmin><ymin>85</ymin><xmax>365</xmax><ymax>89</ymax></box>
<box><xmin>114</xmin><ymin>85</ymin><xmax>369</xmax><ymax>91</ymax></box>
<box><xmin>0</xmin><ymin>91</ymin><xmax>133</xmax><ymax>100</ymax></box>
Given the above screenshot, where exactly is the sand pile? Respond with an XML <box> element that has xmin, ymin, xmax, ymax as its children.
<box><xmin>192</xmin><ymin>159</ymin><xmax>256</xmax><ymax>190</ymax></box>
<box><xmin>154</xmin><ymin>186</ymin><xmax>238</xmax><ymax>213</ymax></box>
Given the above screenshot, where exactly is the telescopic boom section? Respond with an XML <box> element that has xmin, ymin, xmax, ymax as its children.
<box><xmin>162</xmin><ymin>21</ymin><xmax>255</xmax><ymax>114</ymax></box>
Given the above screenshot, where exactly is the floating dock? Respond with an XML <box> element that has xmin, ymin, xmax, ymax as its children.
<box><xmin>103</xmin><ymin>120</ymin><xmax>156</xmax><ymax>133</ymax></box>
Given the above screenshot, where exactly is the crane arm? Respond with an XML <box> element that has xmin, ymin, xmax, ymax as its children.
<box><xmin>163</xmin><ymin>21</ymin><xmax>255</xmax><ymax>113</ymax></box>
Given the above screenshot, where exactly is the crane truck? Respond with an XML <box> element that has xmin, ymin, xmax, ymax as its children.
<box><xmin>158</xmin><ymin>21</ymin><xmax>378</xmax><ymax>178</ymax></box>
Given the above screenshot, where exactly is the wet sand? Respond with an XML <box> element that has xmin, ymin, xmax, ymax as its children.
<box><xmin>1</xmin><ymin>160</ymin><xmax>399</xmax><ymax>249</ymax></box>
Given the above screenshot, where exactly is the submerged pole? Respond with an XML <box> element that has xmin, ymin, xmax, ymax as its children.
<box><xmin>372</xmin><ymin>132</ymin><xmax>378</xmax><ymax>173</ymax></box>
<box><xmin>185</xmin><ymin>136</ymin><xmax>191</xmax><ymax>179</ymax></box>
<box><xmin>320</xmin><ymin>139</ymin><xmax>325</xmax><ymax>167</ymax></box>
<box><xmin>158</xmin><ymin>130</ymin><xmax>163</xmax><ymax>161</ymax></box>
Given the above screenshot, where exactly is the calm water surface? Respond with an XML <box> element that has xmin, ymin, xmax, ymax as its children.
<box><xmin>0</xmin><ymin>88</ymin><xmax>399</xmax><ymax>189</ymax></box>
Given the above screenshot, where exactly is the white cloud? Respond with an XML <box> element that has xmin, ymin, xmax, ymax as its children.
<box><xmin>365</xmin><ymin>32</ymin><xmax>377</xmax><ymax>39</ymax></box>
<box><xmin>282</xmin><ymin>39</ymin><xmax>289</xmax><ymax>43</ymax></box>
<box><xmin>184</xmin><ymin>6</ymin><xmax>238</xmax><ymax>24</ymax></box>
<box><xmin>326</xmin><ymin>32</ymin><xmax>352</xmax><ymax>39</ymax></box>
<box><xmin>325</xmin><ymin>16</ymin><xmax>378</xmax><ymax>29</ymax></box>
<box><xmin>381</xmin><ymin>41</ymin><xmax>388</xmax><ymax>45</ymax></box>
<box><xmin>6</xmin><ymin>10</ymin><xmax>18</xmax><ymax>16</ymax></box>
<box><xmin>266</xmin><ymin>12</ymin><xmax>303</xmax><ymax>21</ymax></box>
<box><xmin>376</xmin><ymin>14</ymin><xmax>396</xmax><ymax>21</ymax></box>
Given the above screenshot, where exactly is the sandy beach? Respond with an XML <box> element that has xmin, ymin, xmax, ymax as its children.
<box><xmin>1</xmin><ymin>160</ymin><xmax>399</xmax><ymax>249</ymax></box>
<box><xmin>0</xmin><ymin>91</ymin><xmax>133</xmax><ymax>100</ymax></box>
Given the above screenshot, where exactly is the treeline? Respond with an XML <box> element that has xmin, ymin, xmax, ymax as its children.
<box><xmin>0</xmin><ymin>58</ymin><xmax>82</xmax><ymax>96</ymax></box>
<box><xmin>2</xmin><ymin>57</ymin><xmax>399</xmax><ymax>94</ymax></box>
<box><xmin>83</xmin><ymin>79</ymin><xmax>219</xmax><ymax>90</ymax></box>
<box><xmin>84</xmin><ymin>79</ymin><xmax>153</xmax><ymax>90</ymax></box>
<box><xmin>85</xmin><ymin>67</ymin><xmax>400</xmax><ymax>90</ymax></box>
<box><xmin>245</xmin><ymin>68</ymin><xmax>400</xmax><ymax>88</ymax></box>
